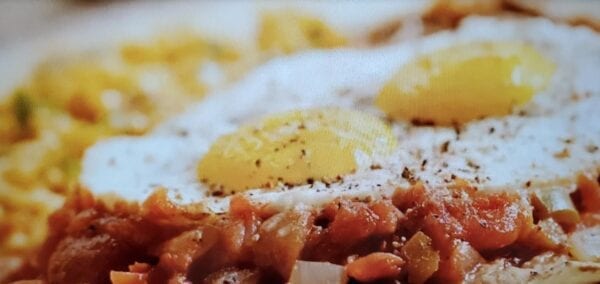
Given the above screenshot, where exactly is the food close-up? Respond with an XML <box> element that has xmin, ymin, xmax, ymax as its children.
<box><xmin>1</xmin><ymin>1</ymin><xmax>599</xmax><ymax>283</ymax></box>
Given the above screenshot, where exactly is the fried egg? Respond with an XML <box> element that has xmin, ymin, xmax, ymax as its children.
<box><xmin>81</xmin><ymin>17</ymin><xmax>600</xmax><ymax>213</ymax></box>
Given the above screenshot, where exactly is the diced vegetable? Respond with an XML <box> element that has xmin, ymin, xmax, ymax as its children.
<box><xmin>13</xmin><ymin>91</ymin><xmax>33</xmax><ymax>128</ymax></box>
<box><xmin>436</xmin><ymin>240</ymin><xmax>484</xmax><ymax>282</ymax></box>
<box><xmin>141</xmin><ymin>189</ymin><xmax>207</xmax><ymax>226</ymax></box>
<box><xmin>568</xmin><ymin>226</ymin><xmax>600</xmax><ymax>262</ymax></box>
<box><xmin>462</xmin><ymin>192</ymin><xmax>525</xmax><ymax>250</ymax></box>
<box><xmin>576</xmin><ymin>175</ymin><xmax>600</xmax><ymax>213</ymax></box>
<box><xmin>346</xmin><ymin>252</ymin><xmax>405</xmax><ymax>282</ymax></box>
<box><xmin>325</xmin><ymin>200</ymin><xmax>378</xmax><ymax>246</ymax></box>
<box><xmin>392</xmin><ymin>183</ymin><xmax>427</xmax><ymax>211</ymax></box>
<box><xmin>253</xmin><ymin>209</ymin><xmax>313</xmax><ymax>280</ymax></box>
<box><xmin>289</xmin><ymin>261</ymin><xmax>347</xmax><ymax>284</ymax></box>
<box><xmin>217</xmin><ymin>197</ymin><xmax>264</xmax><ymax>258</ymax></box>
<box><xmin>128</xmin><ymin>262</ymin><xmax>151</xmax><ymax>273</ymax></box>
<box><xmin>158</xmin><ymin>228</ymin><xmax>219</xmax><ymax>273</ymax></box>
<box><xmin>370</xmin><ymin>200</ymin><xmax>403</xmax><ymax>235</ymax></box>
<box><xmin>109</xmin><ymin>271</ymin><xmax>148</xmax><ymax>284</ymax></box>
<box><xmin>532</xmin><ymin>189</ymin><xmax>580</xmax><ymax>226</ymax></box>
<box><xmin>396</xmin><ymin>184</ymin><xmax>525</xmax><ymax>252</ymax></box>
<box><xmin>401</xmin><ymin>231</ymin><xmax>440</xmax><ymax>284</ymax></box>
<box><xmin>521</xmin><ymin>218</ymin><xmax>567</xmax><ymax>251</ymax></box>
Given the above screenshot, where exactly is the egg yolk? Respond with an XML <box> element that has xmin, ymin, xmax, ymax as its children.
<box><xmin>198</xmin><ymin>108</ymin><xmax>396</xmax><ymax>194</ymax></box>
<box><xmin>376</xmin><ymin>42</ymin><xmax>555</xmax><ymax>125</ymax></box>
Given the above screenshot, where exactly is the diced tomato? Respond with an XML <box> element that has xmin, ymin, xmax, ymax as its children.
<box><xmin>460</xmin><ymin>192</ymin><xmax>524</xmax><ymax>250</ymax></box>
<box><xmin>421</xmin><ymin>211</ymin><xmax>460</xmax><ymax>256</ymax></box>
<box><xmin>327</xmin><ymin>200</ymin><xmax>378</xmax><ymax>246</ymax></box>
<box><xmin>392</xmin><ymin>183</ymin><xmax>428</xmax><ymax>211</ymax></box>
<box><xmin>141</xmin><ymin>189</ymin><xmax>205</xmax><ymax>226</ymax></box>
<box><xmin>401</xmin><ymin>231</ymin><xmax>440</xmax><ymax>284</ymax></box>
<box><xmin>303</xmin><ymin>199</ymin><xmax>402</xmax><ymax>263</ymax></box>
<box><xmin>408</xmin><ymin>185</ymin><xmax>525</xmax><ymax>251</ymax></box>
<box><xmin>230</xmin><ymin>194</ymin><xmax>276</xmax><ymax>220</ymax></box>
<box><xmin>576</xmin><ymin>175</ymin><xmax>600</xmax><ymax>213</ymax></box>
<box><xmin>253</xmin><ymin>209</ymin><xmax>313</xmax><ymax>280</ymax></box>
<box><xmin>346</xmin><ymin>252</ymin><xmax>405</xmax><ymax>282</ymax></box>
<box><xmin>128</xmin><ymin>262</ymin><xmax>151</xmax><ymax>273</ymax></box>
<box><xmin>219</xmin><ymin>219</ymin><xmax>247</xmax><ymax>256</ymax></box>
<box><xmin>229</xmin><ymin>195</ymin><xmax>258</xmax><ymax>219</ymax></box>
<box><xmin>110</xmin><ymin>271</ymin><xmax>148</xmax><ymax>284</ymax></box>
<box><xmin>221</xmin><ymin>197</ymin><xmax>262</xmax><ymax>257</ymax></box>
<box><xmin>395</xmin><ymin>184</ymin><xmax>528</xmax><ymax>281</ymax></box>
<box><xmin>434</xmin><ymin>240</ymin><xmax>483</xmax><ymax>282</ymax></box>
<box><xmin>370</xmin><ymin>200</ymin><xmax>403</xmax><ymax>235</ymax></box>
<box><xmin>159</xmin><ymin>228</ymin><xmax>218</xmax><ymax>273</ymax></box>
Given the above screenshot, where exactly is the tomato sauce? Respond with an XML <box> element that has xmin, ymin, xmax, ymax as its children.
<box><xmin>8</xmin><ymin>176</ymin><xmax>600</xmax><ymax>284</ymax></box>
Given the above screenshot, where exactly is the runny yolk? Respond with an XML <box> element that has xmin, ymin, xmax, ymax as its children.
<box><xmin>198</xmin><ymin>108</ymin><xmax>396</xmax><ymax>194</ymax></box>
<box><xmin>376</xmin><ymin>41</ymin><xmax>555</xmax><ymax>125</ymax></box>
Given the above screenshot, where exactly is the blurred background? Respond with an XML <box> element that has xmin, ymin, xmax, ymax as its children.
<box><xmin>1</xmin><ymin>1</ymin><xmax>599</xmax><ymax>46</ymax></box>
<box><xmin>0</xmin><ymin>1</ymin><xmax>101</xmax><ymax>45</ymax></box>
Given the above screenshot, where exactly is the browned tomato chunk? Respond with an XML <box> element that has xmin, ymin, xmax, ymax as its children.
<box><xmin>253</xmin><ymin>209</ymin><xmax>313</xmax><ymax>280</ymax></box>
<box><xmin>401</xmin><ymin>231</ymin><xmax>440</xmax><ymax>284</ymax></box>
<box><xmin>346</xmin><ymin>252</ymin><xmax>404</xmax><ymax>282</ymax></box>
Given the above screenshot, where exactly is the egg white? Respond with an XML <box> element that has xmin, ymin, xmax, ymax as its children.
<box><xmin>81</xmin><ymin>17</ymin><xmax>600</xmax><ymax>213</ymax></box>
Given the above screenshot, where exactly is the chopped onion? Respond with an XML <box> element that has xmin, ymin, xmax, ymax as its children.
<box><xmin>568</xmin><ymin>226</ymin><xmax>600</xmax><ymax>261</ymax></box>
<box><xmin>401</xmin><ymin>231</ymin><xmax>440</xmax><ymax>284</ymax></box>
<box><xmin>288</xmin><ymin>260</ymin><xmax>347</xmax><ymax>284</ymax></box>
<box><xmin>523</xmin><ymin>218</ymin><xmax>567</xmax><ymax>251</ymax></box>
<box><xmin>532</xmin><ymin>189</ymin><xmax>580</xmax><ymax>226</ymax></box>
